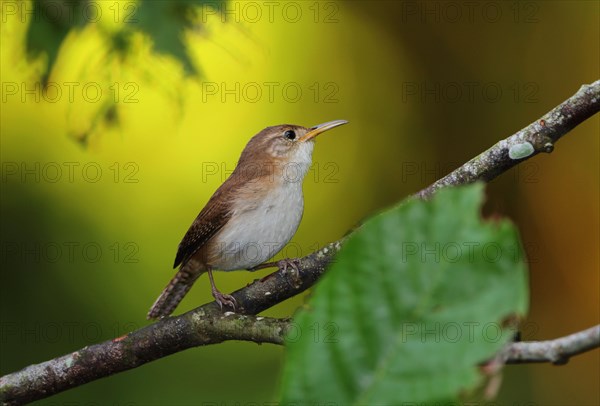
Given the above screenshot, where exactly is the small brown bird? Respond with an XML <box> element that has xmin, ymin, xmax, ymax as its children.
<box><xmin>147</xmin><ymin>120</ymin><xmax>348</xmax><ymax>319</ymax></box>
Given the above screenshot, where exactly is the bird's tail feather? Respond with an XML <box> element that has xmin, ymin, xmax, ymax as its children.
<box><xmin>147</xmin><ymin>265</ymin><xmax>202</xmax><ymax>320</ymax></box>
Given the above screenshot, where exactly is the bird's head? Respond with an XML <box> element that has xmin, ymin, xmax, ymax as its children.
<box><xmin>237</xmin><ymin>120</ymin><xmax>348</xmax><ymax>180</ymax></box>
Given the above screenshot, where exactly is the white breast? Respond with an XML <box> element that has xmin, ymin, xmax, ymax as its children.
<box><xmin>209</xmin><ymin>138</ymin><xmax>314</xmax><ymax>271</ymax></box>
<box><xmin>210</xmin><ymin>178</ymin><xmax>305</xmax><ymax>271</ymax></box>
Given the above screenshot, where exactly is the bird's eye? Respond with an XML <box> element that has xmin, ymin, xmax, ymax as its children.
<box><xmin>283</xmin><ymin>130</ymin><xmax>296</xmax><ymax>140</ymax></box>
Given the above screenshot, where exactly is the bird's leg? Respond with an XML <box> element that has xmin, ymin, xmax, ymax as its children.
<box><xmin>248</xmin><ymin>261</ymin><xmax>278</xmax><ymax>271</ymax></box>
<box><xmin>250</xmin><ymin>258</ymin><xmax>302</xmax><ymax>285</ymax></box>
<box><xmin>249</xmin><ymin>258</ymin><xmax>301</xmax><ymax>272</ymax></box>
<box><xmin>207</xmin><ymin>269</ymin><xmax>236</xmax><ymax>310</ymax></box>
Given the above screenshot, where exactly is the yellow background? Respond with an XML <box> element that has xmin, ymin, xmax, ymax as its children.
<box><xmin>1</xmin><ymin>1</ymin><xmax>598</xmax><ymax>404</ymax></box>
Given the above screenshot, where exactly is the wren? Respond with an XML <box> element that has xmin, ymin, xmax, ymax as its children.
<box><xmin>147</xmin><ymin>120</ymin><xmax>348</xmax><ymax>319</ymax></box>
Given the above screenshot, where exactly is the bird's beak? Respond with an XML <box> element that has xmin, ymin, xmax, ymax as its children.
<box><xmin>299</xmin><ymin>119</ymin><xmax>349</xmax><ymax>142</ymax></box>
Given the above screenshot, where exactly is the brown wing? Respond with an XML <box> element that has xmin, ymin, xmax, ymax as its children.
<box><xmin>173</xmin><ymin>187</ymin><xmax>233</xmax><ymax>269</ymax></box>
<box><xmin>174</xmin><ymin>138</ymin><xmax>279</xmax><ymax>268</ymax></box>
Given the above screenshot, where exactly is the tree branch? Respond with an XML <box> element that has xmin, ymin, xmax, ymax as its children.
<box><xmin>416</xmin><ymin>80</ymin><xmax>600</xmax><ymax>199</ymax></box>
<box><xmin>0</xmin><ymin>313</ymin><xmax>292</xmax><ymax>405</ymax></box>
<box><xmin>503</xmin><ymin>325</ymin><xmax>600</xmax><ymax>365</ymax></box>
<box><xmin>2</xmin><ymin>80</ymin><xmax>599</xmax><ymax>405</ymax></box>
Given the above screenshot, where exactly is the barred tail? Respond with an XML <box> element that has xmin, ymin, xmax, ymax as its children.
<box><xmin>147</xmin><ymin>265</ymin><xmax>202</xmax><ymax>320</ymax></box>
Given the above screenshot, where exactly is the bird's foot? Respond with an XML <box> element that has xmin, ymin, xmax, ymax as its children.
<box><xmin>277</xmin><ymin>258</ymin><xmax>302</xmax><ymax>287</ymax></box>
<box><xmin>277</xmin><ymin>257</ymin><xmax>300</xmax><ymax>273</ymax></box>
<box><xmin>252</xmin><ymin>258</ymin><xmax>302</xmax><ymax>285</ymax></box>
<box><xmin>211</xmin><ymin>288</ymin><xmax>237</xmax><ymax>311</ymax></box>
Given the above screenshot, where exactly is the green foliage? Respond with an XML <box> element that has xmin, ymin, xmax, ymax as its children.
<box><xmin>280</xmin><ymin>183</ymin><xmax>529</xmax><ymax>405</ymax></box>
<box><xmin>128</xmin><ymin>0</ymin><xmax>217</xmax><ymax>75</ymax></box>
<box><xmin>26</xmin><ymin>0</ymin><xmax>225</xmax><ymax>78</ymax></box>
<box><xmin>22</xmin><ymin>0</ymin><xmax>225</xmax><ymax>144</ymax></box>
<box><xmin>25</xmin><ymin>1</ymin><xmax>84</xmax><ymax>84</ymax></box>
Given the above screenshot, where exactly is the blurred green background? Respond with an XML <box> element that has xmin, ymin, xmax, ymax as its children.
<box><xmin>1</xmin><ymin>0</ymin><xmax>598</xmax><ymax>404</ymax></box>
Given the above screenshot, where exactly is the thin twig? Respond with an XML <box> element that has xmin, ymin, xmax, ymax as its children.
<box><xmin>1</xmin><ymin>80</ymin><xmax>599</xmax><ymax>405</ymax></box>
<box><xmin>416</xmin><ymin>80</ymin><xmax>600</xmax><ymax>199</ymax></box>
<box><xmin>503</xmin><ymin>325</ymin><xmax>600</xmax><ymax>365</ymax></box>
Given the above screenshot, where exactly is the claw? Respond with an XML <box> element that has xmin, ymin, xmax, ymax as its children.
<box><xmin>207</xmin><ymin>269</ymin><xmax>237</xmax><ymax>311</ymax></box>
<box><xmin>277</xmin><ymin>258</ymin><xmax>302</xmax><ymax>287</ymax></box>
<box><xmin>253</xmin><ymin>258</ymin><xmax>302</xmax><ymax>284</ymax></box>
<box><xmin>212</xmin><ymin>288</ymin><xmax>237</xmax><ymax>311</ymax></box>
<box><xmin>278</xmin><ymin>257</ymin><xmax>300</xmax><ymax>273</ymax></box>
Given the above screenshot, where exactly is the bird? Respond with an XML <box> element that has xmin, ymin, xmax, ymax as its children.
<box><xmin>147</xmin><ymin>120</ymin><xmax>348</xmax><ymax>319</ymax></box>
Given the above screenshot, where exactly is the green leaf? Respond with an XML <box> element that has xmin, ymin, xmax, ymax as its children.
<box><xmin>25</xmin><ymin>0</ymin><xmax>227</xmax><ymax>78</ymax></box>
<box><xmin>126</xmin><ymin>0</ymin><xmax>220</xmax><ymax>75</ymax></box>
<box><xmin>280</xmin><ymin>183</ymin><xmax>529</xmax><ymax>405</ymax></box>
<box><xmin>25</xmin><ymin>0</ymin><xmax>89</xmax><ymax>84</ymax></box>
